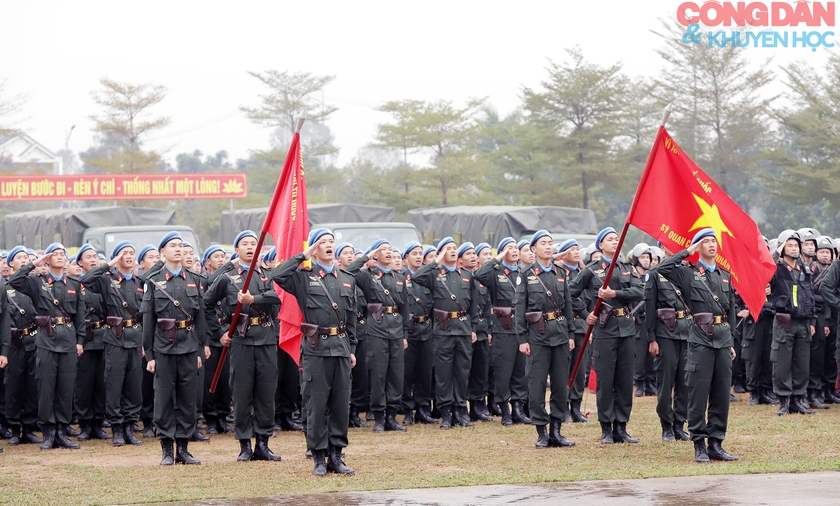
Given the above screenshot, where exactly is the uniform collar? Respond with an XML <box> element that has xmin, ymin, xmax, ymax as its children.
<box><xmin>315</xmin><ymin>261</ymin><xmax>336</xmax><ymax>277</ymax></box>
<box><xmin>698</xmin><ymin>259</ymin><xmax>716</xmax><ymax>273</ymax></box>
<box><xmin>536</xmin><ymin>260</ymin><xmax>554</xmax><ymax>273</ymax></box>
<box><xmin>165</xmin><ymin>265</ymin><xmax>185</xmax><ymax>280</ymax></box>
<box><xmin>563</xmin><ymin>262</ymin><xmax>578</xmax><ymax>272</ymax></box>
<box><xmin>442</xmin><ymin>263</ymin><xmax>459</xmax><ymax>273</ymax></box>
<box><xmin>377</xmin><ymin>266</ymin><xmax>392</xmax><ymax>276</ymax></box>
<box><xmin>49</xmin><ymin>272</ymin><xmax>64</xmax><ymax>283</ymax></box>
<box><xmin>501</xmin><ymin>260</ymin><xmax>518</xmax><ymax>272</ymax></box>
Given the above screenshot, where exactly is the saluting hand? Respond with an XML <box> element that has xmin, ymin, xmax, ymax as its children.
<box><xmin>495</xmin><ymin>244</ymin><xmax>511</xmax><ymax>263</ymax></box>
<box><xmin>33</xmin><ymin>252</ymin><xmax>53</xmax><ymax>267</ymax></box>
<box><xmin>108</xmin><ymin>249</ymin><xmax>126</xmax><ymax>268</ymax></box>
<box><xmin>303</xmin><ymin>239</ymin><xmax>324</xmax><ymax>260</ymax></box>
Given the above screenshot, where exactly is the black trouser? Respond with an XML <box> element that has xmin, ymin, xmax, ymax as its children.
<box><xmin>35</xmin><ymin>348</ymin><xmax>76</xmax><ymax>425</ymax></box>
<box><xmin>743</xmin><ymin>314</ymin><xmax>773</xmax><ymax>392</ymax></box>
<box><xmin>809</xmin><ymin>329</ymin><xmax>826</xmax><ymax>391</ymax></box>
<box><xmin>771</xmin><ymin>319</ymin><xmax>810</xmax><ymax>397</ymax></box>
<box><xmin>527</xmin><ymin>342</ymin><xmax>570</xmax><ymax>426</ymax></box>
<box><xmin>468</xmin><ymin>339</ymin><xmax>490</xmax><ymax>403</ymax></box>
<box><xmin>75</xmin><ymin>348</ymin><xmax>106</xmax><ymax>422</ymax></box>
<box><xmin>203</xmin><ymin>346</ymin><xmax>231</xmax><ymax>420</ymax></box>
<box><xmin>593</xmin><ymin>336</ymin><xmax>634</xmax><ymax>423</ymax></box>
<box><xmin>686</xmin><ymin>343</ymin><xmax>731</xmax><ymax>441</ymax></box>
<box><xmin>300</xmin><ymin>354</ymin><xmax>351</xmax><ymax>450</ymax></box>
<box><xmin>367</xmin><ymin>335</ymin><xmax>404</xmax><ymax>412</ymax></box>
<box><xmin>349</xmin><ymin>339</ymin><xmax>368</xmax><ymax>411</ymax></box>
<box><xmin>654</xmin><ymin>338</ymin><xmax>688</xmax><ymax>424</ymax></box>
<box><xmin>230</xmin><ymin>343</ymin><xmax>277</xmax><ymax>439</ymax></box>
<box><xmin>141</xmin><ymin>356</ymin><xmax>155</xmax><ymax>424</ymax></box>
<box><xmin>5</xmin><ymin>347</ymin><xmax>38</xmax><ymax>428</ymax></box>
<box><xmin>731</xmin><ymin>324</ymin><xmax>746</xmax><ymax>387</ymax></box>
<box><xmin>490</xmin><ymin>333</ymin><xmax>527</xmax><ymax>404</ymax></box>
<box><xmin>634</xmin><ymin>322</ymin><xmax>655</xmax><ymax>387</ymax></box>
<box><xmin>104</xmin><ymin>345</ymin><xmax>143</xmax><ymax>425</ymax></box>
<box><xmin>434</xmin><ymin>334</ymin><xmax>472</xmax><ymax>409</ymax></box>
<box><xmin>196</xmin><ymin>360</ymin><xmax>205</xmax><ymax>422</ymax></box>
<box><xmin>825</xmin><ymin>315</ymin><xmax>838</xmax><ymax>390</ymax></box>
<box><xmin>153</xmin><ymin>352</ymin><xmax>198</xmax><ymax>440</ymax></box>
<box><xmin>569</xmin><ymin>332</ymin><xmax>590</xmax><ymax>402</ymax></box>
<box><xmin>275</xmin><ymin>347</ymin><xmax>300</xmax><ymax>417</ymax></box>
<box><xmin>403</xmin><ymin>338</ymin><xmax>434</xmax><ymax>412</ymax></box>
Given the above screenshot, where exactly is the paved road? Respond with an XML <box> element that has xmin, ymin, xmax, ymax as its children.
<box><xmin>156</xmin><ymin>471</ymin><xmax>840</xmax><ymax>505</ymax></box>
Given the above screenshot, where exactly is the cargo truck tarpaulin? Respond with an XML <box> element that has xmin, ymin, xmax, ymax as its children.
<box><xmin>0</xmin><ymin>173</ymin><xmax>247</xmax><ymax>201</ymax></box>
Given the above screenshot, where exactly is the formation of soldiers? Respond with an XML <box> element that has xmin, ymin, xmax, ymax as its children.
<box><xmin>1</xmin><ymin>225</ymin><xmax>839</xmax><ymax>471</ymax></box>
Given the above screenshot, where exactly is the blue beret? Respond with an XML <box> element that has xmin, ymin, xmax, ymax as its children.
<box><xmin>354</xmin><ymin>248</ymin><xmax>363</xmax><ymax>255</ymax></box>
<box><xmin>230</xmin><ymin>253</ymin><xmax>239</xmax><ymax>262</ymax></box>
<box><xmin>158</xmin><ymin>231</ymin><xmax>182</xmax><ymax>251</ymax></box>
<box><xmin>335</xmin><ymin>242</ymin><xmax>354</xmax><ymax>258</ymax></box>
<box><xmin>402</xmin><ymin>241</ymin><xmax>422</xmax><ymax>258</ymax></box>
<box><xmin>529</xmin><ymin>230</ymin><xmax>551</xmax><ymax>249</ymax></box>
<box><xmin>595</xmin><ymin>227</ymin><xmax>617</xmax><ymax>252</ymax></box>
<box><xmin>365</xmin><ymin>238</ymin><xmax>391</xmax><ymax>256</ymax></box>
<box><xmin>7</xmin><ymin>245</ymin><xmax>27</xmax><ymax>266</ymax></box>
<box><xmin>26</xmin><ymin>249</ymin><xmax>36</xmax><ymax>256</ymax></box>
<box><xmin>263</xmin><ymin>247</ymin><xmax>277</xmax><ymax>262</ymax></box>
<box><xmin>691</xmin><ymin>228</ymin><xmax>716</xmax><ymax>245</ymax></box>
<box><xmin>308</xmin><ymin>228</ymin><xmax>333</xmax><ymax>245</ymax></box>
<box><xmin>517</xmin><ymin>240</ymin><xmax>529</xmax><ymax>250</ymax></box>
<box><xmin>422</xmin><ymin>246</ymin><xmax>436</xmax><ymax>258</ymax></box>
<box><xmin>76</xmin><ymin>244</ymin><xmax>96</xmax><ymax>262</ymax></box>
<box><xmin>557</xmin><ymin>238</ymin><xmax>578</xmax><ymax>254</ymax></box>
<box><xmin>68</xmin><ymin>255</ymin><xmax>77</xmax><ymax>264</ymax></box>
<box><xmin>437</xmin><ymin>237</ymin><xmax>455</xmax><ymax>251</ymax></box>
<box><xmin>234</xmin><ymin>230</ymin><xmax>257</xmax><ymax>249</ymax></box>
<box><xmin>137</xmin><ymin>245</ymin><xmax>157</xmax><ymax>263</ymax></box>
<box><xmin>497</xmin><ymin>237</ymin><xmax>515</xmax><ymax>252</ymax></box>
<box><xmin>182</xmin><ymin>242</ymin><xmax>192</xmax><ymax>249</ymax></box>
<box><xmin>111</xmin><ymin>240</ymin><xmax>136</xmax><ymax>260</ymax></box>
<box><xmin>44</xmin><ymin>243</ymin><xmax>65</xmax><ymax>255</ymax></box>
<box><xmin>457</xmin><ymin>242</ymin><xmax>475</xmax><ymax>258</ymax></box>
<box><xmin>475</xmin><ymin>242</ymin><xmax>491</xmax><ymax>256</ymax></box>
<box><xmin>224</xmin><ymin>249</ymin><xmax>233</xmax><ymax>255</ymax></box>
<box><xmin>202</xmin><ymin>245</ymin><xmax>224</xmax><ymax>265</ymax></box>
<box><xmin>98</xmin><ymin>253</ymin><xmax>106</xmax><ymax>260</ymax></box>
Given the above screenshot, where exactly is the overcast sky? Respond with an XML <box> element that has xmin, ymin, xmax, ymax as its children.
<box><xmin>2</xmin><ymin>1</ymin><xmax>834</xmax><ymax>170</ymax></box>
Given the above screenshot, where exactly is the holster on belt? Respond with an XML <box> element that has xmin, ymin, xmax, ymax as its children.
<box><xmin>34</xmin><ymin>315</ymin><xmax>53</xmax><ymax>337</ymax></box>
<box><xmin>107</xmin><ymin>316</ymin><xmax>124</xmax><ymax>339</ymax></box>
<box><xmin>775</xmin><ymin>313</ymin><xmax>792</xmax><ymax>333</ymax></box>
<box><xmin>494</xmin><ymin>306</ymin><xmax>514</xmax><ymax>331</ymax></box>
<box><xmin>432</xmin><ymin>309</ymin><xmax>450</xmax><ymax>331</ymax></box>
<box><xmin>10</xmin><ymin>328</ymin><xmax>22</xmax><ymax>347</ymax></box>
<box><xmin>408</xmin><ymin>313</ymin><xmax>416</xmax><ymax>333</ymax></box>
<box><xmin>85</xmin><ymin>319</ymin><xmax>94</xmax><ymax>340</ymax></box>
<box><xmin>300</xmin><ymin>322</ymin><xmax>319</xmax><ymax>350</ymax></box>
<box><xmin>157</xmin><ymin>318</ymin><xmax>176</xmax><ymax>342</ymax></box>
<box><xmin>525</xmin><ymin>311</ymin><xmax>545</xmax><ymax>334</ymax></box>
<box><xmin>693</xmin><ymin>312</ymin><xmax>715</xmax><ymax>338</ymax></box>
<box><xmin>656</xmin><ymin>308</ymin><xmax>677</xmax><ymax>333</ymax></box>
<box><xmin>367</xmin><ymin>303</ymin><xmax>385</xmax><ymax>324</ymax></box>
<box><xmin>598</xmin><ymin>302</ymin><xmax>614</xmax><ymax>328</ymax></box>
<box><xmin>234</xmin><ymin>313</ymin><xmax>249</xmax><ymax>337</ymax></box>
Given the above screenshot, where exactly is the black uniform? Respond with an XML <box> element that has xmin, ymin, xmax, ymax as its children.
<box><xmin>468</xmin><ymin>276</ymin><xmax>493</xmax><ymax>415</ymax></box>
<box><xmin>74</xmin><ymin>279</ymin><xmax>108</xmax><ymax>432</ymax></box>
<box><xmin>3</xmin><ymin>283</ymin><xmax>40</xmax><ymax>439</ymax></box>
<box><xmin>202</xmin><ymin>265</ymin><xmax>233</xmax><ymax>432</ymax></box>
<box><xmin>563</xmin><ymin>262</ymin><xmax>591</xmax><ymax>420</ymax></box>
<box><xmin>0</xmin><ymin>281</ymin><xmax>11</xmax><ymax>444</ymax></box>
<box><xmin>818</xmin><ymin>262</ymin><xmax>840</xmax><ymax>400</ymax></box>
<box><xmin>401</xmin><ymin>267</ymin><xmax>435</xmax><ymax>420</ymax></box>
<box><xmin>81</xmin><ymin>265</ymin><xmax>145</xmax><ymax>432</ymax></box>
<box><xmin>349</xmin><ymin>284</ymin><xmax>369</xmax><ymax>418</ymax></box>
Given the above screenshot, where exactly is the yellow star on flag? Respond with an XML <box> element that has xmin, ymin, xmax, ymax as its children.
<box><xmin>688</xmin><ymin>194</ymin><xmax>734</xmax><ymax>248</ymax></box>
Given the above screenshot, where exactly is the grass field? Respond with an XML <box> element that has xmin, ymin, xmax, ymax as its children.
<box><xmin>1</xmin><ymin>392</ymin><xmax>839</xmax><ymax>505</ymax></box>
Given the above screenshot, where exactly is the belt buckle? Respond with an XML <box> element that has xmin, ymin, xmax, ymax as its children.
<box><xmin>329</xmin><ymin>327</ymin><xmax>339</xmax><ymax>336</ymax></box>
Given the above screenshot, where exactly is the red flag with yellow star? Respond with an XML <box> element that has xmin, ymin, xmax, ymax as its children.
<box><xmin>627</xmin><ymin>126</ymin><xmax>775</xmax><ymax>319</ymax></box>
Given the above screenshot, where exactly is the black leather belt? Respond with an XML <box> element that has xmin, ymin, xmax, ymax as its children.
<box><xmin>318</xmin><ymin>326</ymin><xmax>347</xmax><ymax>337</ymax></box>
<box><xmin>413</xmin><ymin>315</ymin><xmax>429</xmax><ymax>323</ymax></box>
<box><xmin>175</xmin><ymin>319</ymin><xmax>194</xmax><ymax>330</ymax></box>
<box><xmin>544</xmin><ymin>312</ymin><xmax>565</xmax><ymax>321</ymax></box>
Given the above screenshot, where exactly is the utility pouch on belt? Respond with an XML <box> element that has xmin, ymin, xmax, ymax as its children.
<box><xmin>85</xmin><ymin>319</ymin><xmax>93</xmax><ymax>340</ymax></box>
<box><xmin>525</xmin><ymin>311</ymin><xmax>545</xmax><ymax>334</ymax></box>
<box><xmin>775</xmin><ymin>313</ymin><xmax>792</xmax><ymax>333</ymax></box>
<box><xmin>408</xmin><ymin>313</ymin><xmax>416</xmax><ymax>333</ymax></box>
<box><xmin>367</xmin><ymin>302</ymin><xmax>385</xmax><ymax>324</ymax></box>
<box><xmin>234</xmin><ymin>313</ymin><xmax>249</xmax><ymax>337</ymax></box>
<box><xmin>598</xmin><ymin>302</ymin><xmax>614</xmax><ymax>328</ymax></box>
<box><xmin>300</xmin><ymin>322</ymin><xmax>319</xmax><ymax>350</ymax></box>
<box><xmin>34</xmin><ymin>315</ymin><xmax>53</xmax><ymax>337</ymax></box>
<box><xmin>693</xmin><ymin>313</ymin><xmax>715</xmax><ymax>338</ymax></box>
<box><xmin>494</xmin><ymin>306</ymin><xmax>514</xmax><ymax>330</ymax></box>
<box><xmin>657</xmin><ymin>308</ymin><xmax>677</xmax><ymax>333</ymax></box>
<box><xmin>432</xmin><ymin>309</ymin><xmax>450</xmax><ymax>331</ymax></box>
<box><xmin>157</xmin><ymin>318</ymin><xmax>176</xmax><ymax>342</ymax></box>
<box><xmin>107</xmin><ymin>316</ymin><xmax>124</xmax><ymax>339</ymax></box>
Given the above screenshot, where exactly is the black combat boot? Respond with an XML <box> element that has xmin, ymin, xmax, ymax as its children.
<box><xmin>470</xmin><ymin>401</ymin><xmax>491</xmax><ymax>422</ymax></box>
<box><xmin>694</xmin><ymin>439</ymin><xmax>710</xmax><ymax>463</ymax></box>
<box><xmin>453</xmin><ymin>406</ymin><xmax>474</xmax><ymax>427</ymax></box>
<box><xmin>216</xmin><ymin>417</ymin><xmax>233</xmax><ymax>434</ymax></box>
<box><xmin>39</xmin><ymin>424</ymin><xmax>55</xmax><ymax>451</ymax></box>
<box><xmin>534</xmin><ymin>425</ymin><xmax>549</xmax><ymax>449</ymax></box>
<box><xmin>511</xmin><ymin>401</ymin><xmax>531</xmax><ymax>424</ymax></box>
<box><xmin>548</xmin><ymin>420</ymin><xmax>575</xmax><ymax>447</ymax></box>
<box><xmin>488</xmin><ymin>397</ymin><xmax>502</xmax><ymax>416</ymax></box>
<box><xmin>763</xmin><ymin>388</ymin><xmax>780</xmax><ymax>404</ymax></box>
<box><xmin>372</xmin><ymin>411</ymin><xmax>385</xmax><ymax>433</ymax></box>
<box><xmin>439</xmin><ymin>406</ymin><xmax>452</xmax><ymax>430</ymax></box>
<box><xmin>91</xmin><ymin>419</ymin><xmax>112</xmax><ymax>440</ymax></box>
<box><xmin>123</xmin><ymin>423</ymin><xmax>143</xmax><ymax>445</ymax></box>
<box><xmin>64</xmin><ymin>424</ymin><xmax>81</xmax><ymax>437</ymax></box>
<box><xmin>635</xmin><ymin>382</ymin><xmax>644</xmax><ymax>397</ymax></box>
<box><xmin>600</xmin><ymin>422</ymin><xmax>614</xmax><ymax>444</ymax></box>
<box><xmin>673</xmin><ymin>421</ymin><xmax>691</xmax><ymax>441</ymax></box>
<box><xmin>253</xmin><ymin>434</ymin><xmax>282</xmax><ymax>461</ymax></box>
<box><xmin>349</xmin><ymin>405</ymin><xmax>369</xmax><ymax>428</ymax></box>
<box><xmin>279</xmin><ymin>413</ymin><xmax>303</xmax><ymax>431</ymax></box>
<box><xmin>790</xmin><ymin>395</ymin><xmax>815</xmax><ymax>415</ymax></box>
<box><xmin>7</xmin><ymin>425</ymin><xmax>21</xmax><ymax>446</ymax></box>
<box><xmin>54</xmin><ymin>424</ymin><xmax>80</xmax><ymax>449</ymax></box>
<box><xmin>824</xmin><ymin>386</ymin><xmax>840</xmax><ymax>404</ymax></box>
<box><xmin>327</xmin><ymin>445</ymin><xmax>355</xmax><ymax>475</ymax></box>
<box><xmin>76</xmin><ymin>420</ymin><xmax>92</xmax><ymax>441</ymax></box>
<box><xmin>205</xmin><ymin>416</ymin><xmax>219</xmax><ymax>434</ymax></box>
<box><xmin>707</xmin><ymin>438</ymin><xmax>738</xmax><ymax>461</ymax></box>
<box><xmin>237</xmin><ymin>439</ymin><xmax>253</xmax><ymax>462</ymax></box>
<box><xmin>22</xmin><ymin>425</ymin><xmax>43</xmax><ymax>444</ymax></box>
<box><xmin>645</xmin><ymin>379</ymin><xmax>657</xmax><ymax>396</ymax></box>
<box><xmin>612</xmin><ymin>422</ymin><xmax>639</xmax><ymax>444</ymax></box>
<box><xmin>312</xmin><ymin>449</ymin><xmax>328</xmax><ymax>476</ymax></box>
<box><xmin>661</xmin><ymin>419</ymin><xmax>675</xmax><ymax>442</ymax></box>
<box><xmin>570</xmin><ymin>400</ymin><xmax>590</xmax><ymax>423</ymax></box>
<box><xmin>749</xmin><ymin>391</ymin><xmax>760</xmax><ymax>405</ymax></box>
<box><xmin>415</xmin><ymin>405</ymin><xmax>438</xmax><ymax>424</ymax></box>
<box><xmin>190</xmin><ymin>428</ymin><xmax>211</xmax><ymax>442</ymax></box>
<box><xmin>111</xmin><ymin>423</ymin><xmax>126</xmax><ymax>446</ymax></box>
<box><xmin>142</xmin><ymin>419</ymin><xmax>155</xmax><ymax>438</ymax></box>
<box><xmin>477</xmin><ymin>400</ymin><xmax>491</xmax><ymax>418</ymax></box>
<box><xmin>384</xmin><ymin>408</ymin><xmax>407</xmax><ymax>431</ymax></box>
<box><xmin>499</xmin><ymin>402</ymin><xmax>513</xmax><ymax>426</ymax></box>
<box><xmin>808</xmin><ymin>389</ymin><xmax>829</xmax><ymax>409</ymax></box>
<box><xmin>777</xmin><ymin>395</ymin><xmax>789</xmax><ymax>416</ymax></box>
<box><xmin>402</xmin><ymin>410</ymin><xmax>414</xmax><ymax>426</ymax></box>
<box><xmin>175</xmin><ymin>438</ymin><xmax>201</xmax><ymax>465</ymax></box>
<box><xmin>160</xmin><ymin>438</ymin><xmax>175</xmax><ymax>465</ymax></box>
